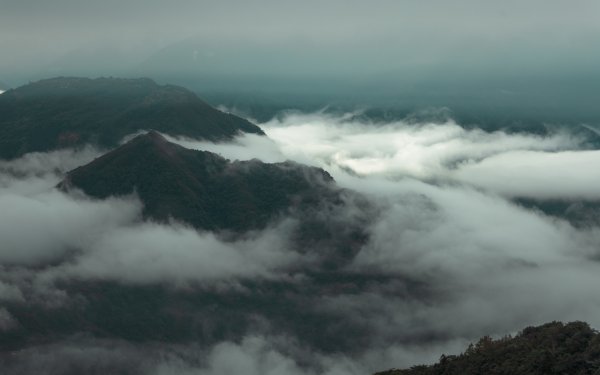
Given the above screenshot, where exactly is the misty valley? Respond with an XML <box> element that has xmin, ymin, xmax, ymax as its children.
<box><xmin>0</xmin><ymin>77</ymin><xmax>599</xmax><ymax>375</ymax></box>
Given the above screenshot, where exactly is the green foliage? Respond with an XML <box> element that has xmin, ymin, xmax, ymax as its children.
<box><xmin>376</xmin><ymin>322</ymin><xmax>600</xmax><ymax>375</ymax></box>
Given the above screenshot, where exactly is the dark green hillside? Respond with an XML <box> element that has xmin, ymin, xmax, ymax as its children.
<box><xmin>0</xmin><ymin>77</ymin><xmax>264</xmax><ymax>160</ymax></box>
<box><xmin>59</xmin><ymin>131</ymin><xmax>336</xmax><ymax>232</ymax></box>
<box><xmin>2</xmin><ymin>133</ymin><xmax>376</xmax><ymax>354</ymax></box>
<box><xmin>377</xmin><ymin>321</ymin><xmax>600</xmax><ymax>375</ymax></box>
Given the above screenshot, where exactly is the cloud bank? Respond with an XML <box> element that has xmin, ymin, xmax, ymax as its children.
<box><xmin>2</xmin><ymin>112</ymin><xmax>600</xmax><ymax>373</ymax></box>
<box><xmin>190</xmin><ymin>111</ymin><xmax>600</xmax><ymax>347</ymax></box>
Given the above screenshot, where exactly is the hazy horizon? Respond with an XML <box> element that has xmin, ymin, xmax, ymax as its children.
<box><xmin>2</xmin><ymin>0</ymin><xmax>600</xmax><ymax>119</ymax></box>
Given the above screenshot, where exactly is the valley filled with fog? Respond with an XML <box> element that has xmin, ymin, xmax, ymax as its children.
<box><xmin>2</xmin><ymin>107</ymin><xmax>600</xmax><ymax>374</ymax></box>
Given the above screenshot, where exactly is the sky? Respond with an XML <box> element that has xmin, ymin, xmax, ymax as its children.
<box><xmin>2</xmin><ymin>0</ymin><xmax>600</xmax><ymax>111</ymax></box>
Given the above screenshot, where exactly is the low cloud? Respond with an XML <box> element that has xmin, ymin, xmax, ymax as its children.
<box><xmin>53</xmin><ymin>219</ymin><xmax>298</xmax><ymax>285</ymax></box>
<box><xmin>0</xmin><ymin>190</ymin><xmax>139</xmax><ymax>265</ymax></box>
<box><xmin>184</xmin><ymin>110</ymin><xmax>600</xmax><ymax>352</ymax></box>
<box><xmin>453</xmin><ymin>149</ymin><xmax>600</xmax><ymax>199</ymax></box>
<box><xmin>163</xmin><ymin>132</ymin><xmax>286</xmax><ymax>163</ymax></box>
<box><xmin>3</xmin><ymin>111</ymin><xmax>600</xmax><ymax>372</ymax></box>
<box><xmin>259</xmin><ymin>112</ymin><xmax>582</xmax><ymax>180</ymax></box>
<box><xmin>0</xmin><ymin>334</ymin><xmax>468</xmax><ymax>375</ymax></box>
<box><xmin>0</xmin><ymin>146</ymin><xmax>102</xmax><ymax>195</ymax></box>
<box><xmin>253</xmin><ymin>112</ymin><xmax>600</xmax><ymax>203</ymax></box>
<box><xmin>0</xmin><ymin>135</ymin><xmax>133</xmax><ymax>268</ymax></box>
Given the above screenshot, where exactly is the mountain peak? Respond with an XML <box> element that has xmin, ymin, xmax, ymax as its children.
<box><xmin>121</xmin><ymin>130</ymin><xmax>181</xmax><ymax>158</ymax></box>
<box><xmin>128</xmin><ymin>130</ymin><xmax>171</xmax><ymax>148</ymax></box>
<box><xmin>60</xmin><ymin>135</ymin><xmax>337</xmax><ymax>232</ymax></box>
<box><xmin>140</xmin><ymin>129</ymin><xmax>164</xmax><ymax>140</ymax></box>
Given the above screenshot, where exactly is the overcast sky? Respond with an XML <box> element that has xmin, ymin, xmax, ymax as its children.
<box><xmin>1</xmin><ymin>1</ymin><xmax>598</xmax><ymax>80</ymax></box>
<box><xmin>3</xmin><ymin>0</ymin><xmax>599</xmax><ymax>44</ymax></box>
<box><xmin>1</xmin><ymin>0</ymin><xmax>599</xmax><ymax>117</ymax></box>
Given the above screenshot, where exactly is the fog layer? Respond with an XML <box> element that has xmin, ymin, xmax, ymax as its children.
<box><xmin>2</xmin><ymin>112</ymin><xmax>600</xmax><ymax>374</ymax></box>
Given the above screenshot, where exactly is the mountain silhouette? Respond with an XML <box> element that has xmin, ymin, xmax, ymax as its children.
<box><xmin>0</xmin><ymin>77</ymin><xmax>264</xmax><ymax>160</ymax></box>
<box><xmin>59</xmin><ymin>131</ymin><xmax>336</xmax><ymax>232</ymax></box>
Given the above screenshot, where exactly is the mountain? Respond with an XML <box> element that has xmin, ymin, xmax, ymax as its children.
<box><xmin>0</xmin><ymin>77</ymin><xmax>264</xmax><ymax>160</ymax></box>
<box><xmin>1</xmin><ymin>132</ymin><xmax>373</xmax><ymax>356</ymax></box>
<box><xmin>377</xmin><ymin>321</ymin><xmax>600</xmax><ymax>375</ymax></box>
<box><xmin>59</xmin><ymin>131</ymin><xmax>337</xmax><ymax>232</ymax></box>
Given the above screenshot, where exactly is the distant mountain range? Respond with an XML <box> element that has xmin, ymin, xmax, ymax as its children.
<box><xmin>0</xmin><ymin>77</ymin><xmax>263</xmax><ymax>160</ymax></box>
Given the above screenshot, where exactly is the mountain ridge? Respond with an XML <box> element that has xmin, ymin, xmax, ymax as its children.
<box><xmin>0</xmin><ymin>77</ymin><xmax>264</xmax><ymax>160</ymax></box>
<box><xmin>59</xmin><ymin>131</ymin><xmax>337</xmax><ymax>232</ymax></box>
